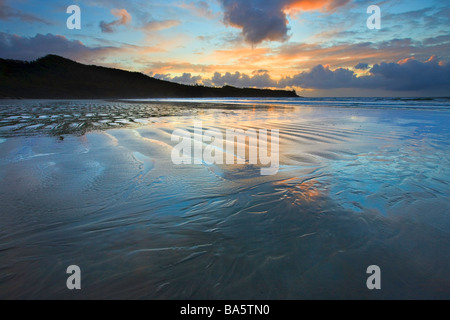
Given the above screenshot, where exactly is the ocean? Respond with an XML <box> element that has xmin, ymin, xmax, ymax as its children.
<box><xmin>0</xmin><ymin>97</ymin><xmax>449</xmax><ymax>299</ymax></box>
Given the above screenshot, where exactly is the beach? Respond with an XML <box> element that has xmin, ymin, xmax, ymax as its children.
<box><xmin>0</xmin><ymin>98</ymin><xmax>449</xmax><ymax>299</ymax></box>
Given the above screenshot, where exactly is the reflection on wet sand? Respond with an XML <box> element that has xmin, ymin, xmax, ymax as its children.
<box><xmin>0</xmin><ymin>100</ymin><xmax>294</xmax><ymax>137</ymax></box>
<box><xmin>0</xmin><ymin>99</ymin><xmax>449</xmax><ymax>299</ymax></box>
<box><xmin>275</xmin><ymin>178</ymin><xmax>322</xmax><ymax>205</ymax></box>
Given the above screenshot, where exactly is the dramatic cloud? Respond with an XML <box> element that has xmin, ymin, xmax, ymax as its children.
<box><xmin>218</xmin><ymin>0</ymin><xmax>351</xmax><ymax>44</ymax></box>
<box><xmin>0</xmin><ymin>0</ymin><xmax>51</xmax><ymax>24</ymax></box>
<box><xmin>209</xmin><ymin>71</ymin><xmax>278</xmax><ymax>87</ymax></box>
<box><xmin>153</xmin><ymin>72</ymin><xmax>202</xmax><ymax>85</ymax></box>
<box><xmin>279</xmin><ymin>64</ymin><xmax>358</xmax><ymax>89</ymax></box>
<box><xmin>280</xmin><ymin>57</ymin><xmax>450</xmax><ymax>91</ymax></box>
<box><xmin>100</xmin><ymin>8</ymin><xmax>132</xmax><ymax>33</ymax></box>
<box><xmin>369</xmin><ymin>56</ymin><xmax>450</xmax><ymax>91</ymax></box>
<box><xmin>354</xmin><ymin>63</ymin><xmax>370</xmax><ymax>70</ymax></box>
<box><xmin>0</xmin><ymin>33</ymin><xmax>98</xmax><ymax>61</ymax></box>
<box><xmin>2</xmin><ymin>30</ymin><xmax>448</xmax><ymax>95</ymax></box>
<box><xmin>152</xmin><ymin>70</ymin><xmax>278</xmax><ymax>88</ymax></box>
<box><xmin>155</xmin><ymin>57</ymin><xmax>449</xmax><ymax>94</ymax></box>
<box><xmin>0</xmin><ymin>32</ymin><xmax>160</xmax><ymax>65</ymax></box>
<box><xmin>153</xmin><ymin>70</ymin><xmax>278</xmax><ymax>88</ymax></box>
<box><xmin>271</xmin><ymin>37</ymin><xmax>450</xmax><ymax>71</ymax></box>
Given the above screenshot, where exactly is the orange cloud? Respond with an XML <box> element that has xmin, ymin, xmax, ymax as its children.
<box><xmin>284</xmin><ymin>0</ymin><xmax>349</xmax><ymax>13</ymax></box>
<box><xmin>111</xmin><ymin>8</ymin><xmax>132</xmax><ymax>25</ymax></box>
<box><xmin>398</xmin><ymin>56</ymin><xmax>415</xmax><ymax>64</ymax></box>
<box><xmin>100</xmin><ymin>8</ymin><xmax>131</xmax><ymax>33</ymax></box>
<box><xmin>142</xmin><ymin>20</ymin><xmax>180</xmax><ymax>32</ymax></box>
<box><xmin>218</xmin><ymin>0</ymin><xmax>350</xmax><ymax>44</ymax></box>
<box><xmin>426</xmin><ymin>55</ymin><xmax>437</xmax><ymax>63</ymax></box>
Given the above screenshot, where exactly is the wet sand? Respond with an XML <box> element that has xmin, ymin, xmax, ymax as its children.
<box><xmin>0</xmin><ymin>99</ymin><xmax>449</xmax><ymax>299</ymax></box>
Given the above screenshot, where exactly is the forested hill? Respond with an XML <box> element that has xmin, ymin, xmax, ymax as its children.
<box><xmin>0</xmin><ymin>55</ymin><xmax>298</xmax><ymax>99</ymax></box>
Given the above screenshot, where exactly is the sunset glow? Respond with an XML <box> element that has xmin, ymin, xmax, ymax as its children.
<box><xmin>0</xmin><ymin>0</ymin><xmax>449</xmax><ymax>96</ymax></box>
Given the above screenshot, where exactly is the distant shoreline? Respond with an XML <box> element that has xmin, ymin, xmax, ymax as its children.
<box><xmin>0</xmin><ymin>55</ymin><xmax>299</xmax><ymax>99</ymax></box>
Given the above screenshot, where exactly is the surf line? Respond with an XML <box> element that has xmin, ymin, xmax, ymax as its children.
<box><xmin>171</xmin><ymin>121</ymin><xmax>279</xmax><ymax>176</ymax></box>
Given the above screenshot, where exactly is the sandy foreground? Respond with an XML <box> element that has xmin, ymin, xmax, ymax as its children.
<box><xmin>0</xmin><ymin>98</ymin><xmax>449</xmax><ymax>299</ymax></box>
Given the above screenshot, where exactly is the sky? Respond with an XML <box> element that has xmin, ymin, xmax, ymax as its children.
<box><xmin>0</xmin><ymin>0</ymin><xmax>449</xmax><ymax>96</ymax></box>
